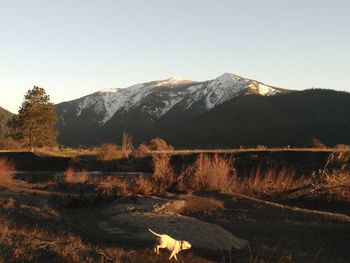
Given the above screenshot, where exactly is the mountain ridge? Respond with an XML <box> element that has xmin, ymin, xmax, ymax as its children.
<box><xmin>55</xmin><ymin>74</ymin><xmax>350</xmax><ymax>148</ymax></box>
<box><xmin>56</xmin><ymin>72</ymin><xmax>286</xmax><ymax>128</ymax></box>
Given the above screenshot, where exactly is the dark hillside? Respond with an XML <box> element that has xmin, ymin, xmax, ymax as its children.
<box><xmin>162</xmin><ymin>89</ymin><xmax>350</xmax><ymax>148</ymax></box>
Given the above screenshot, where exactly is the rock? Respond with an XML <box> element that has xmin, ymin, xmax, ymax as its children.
<box><xmin>98</xmin><ymin>196</ymin><xmax>249</xmax><ymax>251</ymax></box>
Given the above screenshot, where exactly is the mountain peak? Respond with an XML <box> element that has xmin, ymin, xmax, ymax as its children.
<box><xmin>216</xmin><ymin>72</ymin><xmax>243</xmax><ymax>82</ymax></box>
<box><xmin>155</xmin><ymin>77</ymin><xmax>194</xmax><ymax>87</ymax></box>
<box><xmin>100</xmin><ymin>88</ymin><xmax>119</xmax><ymax>93</ymax></box>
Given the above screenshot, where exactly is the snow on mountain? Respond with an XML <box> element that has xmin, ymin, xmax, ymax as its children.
<box><xmin>155</xmin><ymin>77</ymin><xmax>193</xmax><ymax>87</ymax></box>
<box><xmin>58</xmin><ymin>73</ymin><xmax>283</xmax><ymax>126</ymax></box>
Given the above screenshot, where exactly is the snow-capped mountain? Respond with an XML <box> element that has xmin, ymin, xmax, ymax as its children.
<box><xmin>55</xmin><ymin>73</ymin><xmax>290</xmax><ymax>146</ymax></box>
<box><xmin>56</xmin><ymin>73</ymin><xmax>284</xmax><ymax>128</ymax></box>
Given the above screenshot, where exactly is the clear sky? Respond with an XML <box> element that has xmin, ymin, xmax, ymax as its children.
<box><xmin>0</xmin><ymin>0</ymin><xmax>349</xmax><ymax>113</ymax></box>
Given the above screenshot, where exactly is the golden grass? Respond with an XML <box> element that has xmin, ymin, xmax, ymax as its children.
<box><xmin>149</xmin><ymin>137</ymin><xmax>174</xmax><ymax>151</ymax></box>
<box><xmin>152</xmin><ymin>153</ymin><xmax>174</xmax><ymax>193</ymax></box>
<box><xmin>235</xmin><ymin>166</ymin><xmax>310</xmax><ymax>197</ymax></box>
<box><xmin>132</xmin><ymin>174</ymin><xmax>154</xmax><ymax>195</ymax></box>
<box><xmin>0</xmin><ymin>214</ymin><xmax>122</xmax><ymax>263</ymax></box>
<box><xmin>64</xmin><ymin>167</ymin><xmax>89</xmax><ymax>184</ymax></box>
<box><xmin>0</xmin><ymin>159</ymin><xmax>15</xmax><ymax>188</ymax></box>
<box><xmin>96</xmin><ymin>143</ymin><xmax>124</xmax><ymax>161</ymax></box>
<box><xmin>133</xmin><ymin>143</ymin><xmax>150</xmax><ymax>157</ymax></box>
<box><xmin>310</xmin><ymin>152</ymin><xmax>350</xmax><ymax>201</ymax></box>
<box><xmin>178</xmin><ymin>154</ymin><xmax>234</xmax><ymax>192</ymax></box>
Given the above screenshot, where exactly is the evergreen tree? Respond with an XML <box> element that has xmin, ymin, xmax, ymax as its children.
<box><xmin>8</xmin><ymin>86</ymin><xmax>58</xmax><ymax>148</ymax></box>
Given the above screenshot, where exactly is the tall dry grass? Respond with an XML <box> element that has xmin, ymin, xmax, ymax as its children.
<box><xmin>149</xmin><ymin>137</ymin><xmax>174</xmax><ymax>151</ymax></box>
<box><xmin>96</xmin><ymin>143</ymin><xmax>123</xmax><ymax>161</ymax></box>
<box><xmin>152</xmin><ymin>154</ymin><xmax>174</xmax><ymax>193</ymax></box>
<box><xmin>132</xmin><ymin>174</ymin><xmax>154</xmax><ymax>195</ymax></box>
<box><xmin>98</xmin><ymin>176</ymin><xmax>131</xmax><ymax>196</ymax></box>
<box><xmin>310</xmin><ymin>152</ymin><xmax>350</xmax><ymax>201</ymax></box>
<box><xmin>236</xmin><ymin>166</ymin><xmax>310</xmax><ymax>198</ymax></box>
<box><xmin>0</xmin><ymin>159</ymin><xmax>15</xmax><ymax>187</ymax></box>
<box><xmin>177</xmin><ymin>154</ymin><xmax>311</xmax><ymax>198</ymax></box>
<box><xmin>121</xmin><ymin>132</ymin><xmax>133</xmax><ymax>158</ymax></box>
<box><xmin>178</xmin><ymin>154</ymin><xmax>234</xmax><ymax>191</ymax></box>
<box><xmin>133</xmin><ymin>143</ymin><xmax>150</xmax><ymax>157</ymax></box>
<box><xmin>64</xmin><ymin>167</ymin><xmax>89</xmax><ymax>184</ymax></box>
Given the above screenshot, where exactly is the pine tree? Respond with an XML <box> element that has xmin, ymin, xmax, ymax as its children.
<box><xmin>8</xmin><ymin>86</ymin><xmax>58</xmax><ymax>148</ymax></box>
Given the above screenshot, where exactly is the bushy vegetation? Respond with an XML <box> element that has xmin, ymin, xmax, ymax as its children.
<box><xmin>236</xmin><ymin>166</ymin><xmax>309</xmax><ymax>198</ymax></box>
<box><xmin>97</xmin><ymin>143</ymin><xmax>124</xmax><ymax>161</ymax></box>
<box><xmin>65</xmin><ymin>167</ymin><xmax>89</xmax><ymax>184</ymax></box>
<box><xmin>178</xmin><ymin>154</ymin><xmax>234</xmax><ymax>191</ymax></box>
<box><xmin>149</xmin><ymin>137</ymin><xmax>174</xmax><ymax>151</ymax></box>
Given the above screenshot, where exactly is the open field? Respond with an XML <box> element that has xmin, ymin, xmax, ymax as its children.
<box><xmin>0</xmin><ymin>149</ymin><xmax>350</xmax><ymax>262</ymax></box>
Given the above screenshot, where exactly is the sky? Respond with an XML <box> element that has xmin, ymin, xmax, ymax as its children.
<box><xmin>0</xmin><ymin>0</ymin><xmax>349</xmax><ymax>113</ymax></box>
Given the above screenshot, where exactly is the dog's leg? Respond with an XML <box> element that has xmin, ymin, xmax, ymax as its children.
<box><xmin>156</xmin><ymin>245</ymin><xmax>161</xmax><ymax>255</ymax></box>
<box><xmin>169</xmin><ymin>251</ymin><xmax>178</xmax><ymax>261</ymax></box>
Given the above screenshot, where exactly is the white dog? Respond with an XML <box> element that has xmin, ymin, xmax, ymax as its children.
<box><xmin>148</xmin><ymin>228</ymin><xmax>192</xmax><ymax>260</ymax></box>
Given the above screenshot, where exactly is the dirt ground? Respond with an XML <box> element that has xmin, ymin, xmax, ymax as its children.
<box><xmin>1</xmin><ymin>182</ymin><xmax>349</xmax><ymax>263</ymax></box>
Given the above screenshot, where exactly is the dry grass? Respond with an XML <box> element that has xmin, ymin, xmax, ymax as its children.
<box><xmin>0</xmin><ymin>159</ymin><xmax>16</xmax><ymax>188</ymax></box>
<box><xmin>96</xmin><ymin>143</ymin><xmax>124</xmax><ymax>161</ymax></box>
<box><xmin>121</xmin><ymin>132</ymin><xmax>134</xmax><ymax>158</ymax></box>
<box><xmin>179</xmin><ymin>154</ymin><xmax>234</xmax><ymax>192</ymax></box>
<box><xmin>33</xmin><ymin>147</ymin><xmax>97</xmax><ymax>158</ymax></box>
<box><xmin>149</xmin><ymin>137</ymin><xmax>174</xmax><ymax>151</ymax></box>
<box><xmin>132</xmin><ymin>174</ymin><xmax>154</xmax><ymax>195</ymax></box>
<box><xmin>98</xmin><ymin>176</ymin><xmax>131</xmax><ymax>196</ymax></box>
<box><xmin>163</xmin><ymin>196</ymin><xmax>224</xmax><ymax>214</ymax></box>
<box><xmin>235</xmin><ymin>166</ymin><xmax>310</xmax><ymax>198</ymax></box>
<box><xmin>64</xmin><ymin>167</ymin><xmax>89</xmax><ymax>184</ymax></box>
<box><xmin>0</xmin><ymin>215</ymin><xmax>123</xmax><ymax>263</ymax></box>
<box><xmin>152</xmin><ymin>153</ymin><xmax>174</xmax><ymax>193</ymax></box>
<box><xmin>133</xmin><ymin>143</ymin><xmax>150</xmax><ymax>157</ymax></box>
<box><xmin>310</xmin><ymin>152</ymin><xmax>350</xmax><ymax>201</ymax></box>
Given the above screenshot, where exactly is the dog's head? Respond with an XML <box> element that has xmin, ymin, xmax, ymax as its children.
<box><xmin>180</xmin><ymin>240</ymin><xmax>192</xmax><ymax>250</ymax></box>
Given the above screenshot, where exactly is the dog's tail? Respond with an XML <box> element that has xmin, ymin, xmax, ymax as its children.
<box><xmin>148</xmin><ymin>228</ymin><xmax>162</xmax><ymax>237</ymax></box>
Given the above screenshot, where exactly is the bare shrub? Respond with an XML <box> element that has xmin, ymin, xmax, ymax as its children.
<box><xmin>319</xmin><ymin>171</ymin><xmax>350</xmax><ymax>200</ymax></box>
<box><xmin>0</xmin><ymin>159</ymin><xmax>16</xmax><ymax>187</ymax></box>
<box><xmin>310</xmin><ymin>152</ymin><xmax>350</xmax><ymax>200</ymax></box>
<box><xmin>180</xmin><ymin>154</ymin><xmax>234</xmax><ymax>191</ymax></box>
<box><xmin>236</xmin><ymin>166</ymin><xmax>309</xmax><ymax>197</ymax></box>
<box><xmin>152</xmin><ymin>153</ymin><xmax>174</xmax><ymax>193</ymax></box>
<box><xmin>121</xmin><ymin>132</ymin><xmax>133</xmax><ymax>158</ymax></box>
<box><xmin>133</xmin><ymin>143</ymin><xmax>150</xmax><ymax>157</ymax></box>
<box><xmin>98</xmin><ymin>176</ymin><xmax>131</xmax><ymax>196</ymax></box>
<box><xmin>309</xmin><ymin>138</ymin><xmax>326</xmax><ymax>148</ymax></box>
<box><xmin>149</xmin><ymin>137</ymin><xmax>174</xmax><ymax>151</ymax></box>
<box><xmin>64</xmin><ymin>167</ymin><xmax>89</xmax><ymax>184</ymax></box>
<box><xmin>132</xmin><ymin>174</ymin><xmax>154</xmax><ymax>195</ymax></box>
<box><xmin>97</xmin><ymin>143</ymin><xmax>123</xmax><ymax>161</ymax></box>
